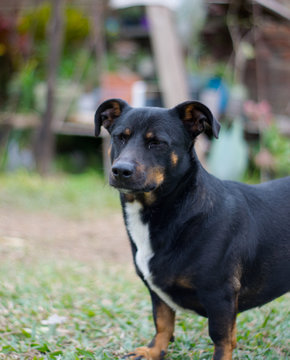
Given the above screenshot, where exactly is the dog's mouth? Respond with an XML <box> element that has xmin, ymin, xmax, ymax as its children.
<box><xmin>109</xmin><ymin>175</ymin><xmax>157</xmax><ymax>194</ymax></box>
<box><xmin>111</xmin><ymin>183</ymin><xmax>156</xmax><ymax>194</ymax></box>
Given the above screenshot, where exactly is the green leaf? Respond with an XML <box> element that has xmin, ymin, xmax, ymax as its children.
<box><xmin>31</xmin><ymin>342</ymin><xmax>51</xmax><ymax>353</ymax></box>
<box><xmin>76</xmin><ymin>348</ymin><xmax>95</xmax><ymax>358</ymax></box>
<box><xmin>2</xmin><ymin>345</ymin><xmax>16</xmax><ymax>353</ymax></box>
<box><xmin>21</xmin><ymin>328</ymin><xmax>32</xmax><ymax>338</ymax></box>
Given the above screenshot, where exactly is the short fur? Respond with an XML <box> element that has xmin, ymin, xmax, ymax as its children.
<box><xmin>95</xmin><ymin>98</ymin><xmax>290</xmax><ymax>360</ymax></box>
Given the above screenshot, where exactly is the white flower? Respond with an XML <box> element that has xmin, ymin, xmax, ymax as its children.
<box><xmin>41</xmin><ymin>314</ymin><xmax>67</xmax><ymax>325</ymax></box>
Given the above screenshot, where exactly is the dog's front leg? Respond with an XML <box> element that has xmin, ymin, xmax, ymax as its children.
<box><xmin>124</xmin><ymin>291</ymin><xmax>175</xmax><ymax>360</ymax></box>
<box><xmin>206</xmin><ymin>297</ymin><xmax>237</xmax><ymax>360</ymax></box>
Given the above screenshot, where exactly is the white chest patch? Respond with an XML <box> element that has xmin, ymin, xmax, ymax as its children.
<box><xmin>125</xmin><ymin>201</ymin><xmax>186</xmax><ymax>312</ymax></box>
<box><xmin>125</xmin><ymin>201</ymin><xmax>153</xmax><ymax>279</ymax></box>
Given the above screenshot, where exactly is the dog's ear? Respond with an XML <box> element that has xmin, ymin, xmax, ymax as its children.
<box><xmin>173</xmin><ymin>101</ymin><xmax>221</xmax><ymax>139</ymax></box>
<box><xmin>94</xmin><ymin>98</ymin><xmax>129</xmax><ymax>137</ymax></box>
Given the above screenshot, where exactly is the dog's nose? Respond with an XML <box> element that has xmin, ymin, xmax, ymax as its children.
<box><xmin>112</xmin><ymin>161</ymin><xmax>135</xmax><ymax>179</ymax></box>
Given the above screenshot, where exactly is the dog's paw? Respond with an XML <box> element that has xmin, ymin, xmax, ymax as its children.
<box><xmin>122</xmin><ymin>346</ymin><xmax>166</xmax><ymax>360</ymax></box>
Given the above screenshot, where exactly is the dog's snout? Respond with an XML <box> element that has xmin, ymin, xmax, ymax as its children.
<box><xmin>112</xmin><ymin>161</ymin><xmax>135</xmax><ymax>180</ymax></box>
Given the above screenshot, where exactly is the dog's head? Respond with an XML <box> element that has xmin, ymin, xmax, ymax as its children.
<box><xmin>95</xmin><ymin>99</ymin><xmax>220</xmax><ymax>198</ymax></box>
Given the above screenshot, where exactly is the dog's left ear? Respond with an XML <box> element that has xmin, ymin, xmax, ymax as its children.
<box><xmin>94</xmin><ymin>98</ymin><xmax>129</xmax><ymax>137</ymax></box>
<box><xmin>173</xmin><ymin>101</ymin><xmax>221</xmax><ymax>139</ymax></box>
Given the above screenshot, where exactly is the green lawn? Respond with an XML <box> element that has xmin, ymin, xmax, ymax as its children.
<box><xmin>0</xmin><ymin>172</ymin><xmax>289</xmax><ymax>359</ymax></box>
<box><xmin>0</xmin><ymin>259</ymin><xmax>289</xmax><ymax>360</ymax></box>
<box><xmin>0</xmin><ymin>171</ymin><xmax>120</xmax><ymax>219</ymax></box>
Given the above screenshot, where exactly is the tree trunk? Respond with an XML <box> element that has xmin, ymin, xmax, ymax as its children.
<box><xmin>146</xmin><ymin>5</ymin><xmax>189</xmax><ymax>108</ymax></box>
<box><xmin>34</xmin><ymin>0</ymin><xmax>64</xmax><ymax>175</ymax></box>
<box><xmin>91</xmin><ymin>0</ymin><xmax>106</xmax><ymax>81</ymax></box>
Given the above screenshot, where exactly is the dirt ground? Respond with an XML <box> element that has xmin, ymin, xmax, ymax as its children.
<box><xmin>0</xmin><ymin>207</ymin><xmax>131</xmax><ymax>265</ymax></box>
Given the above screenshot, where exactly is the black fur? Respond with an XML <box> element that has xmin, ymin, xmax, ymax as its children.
<box><xmin>95</xmin><ymin>99</ymin><xmax>290</xmax><ymax>360</ymax></box>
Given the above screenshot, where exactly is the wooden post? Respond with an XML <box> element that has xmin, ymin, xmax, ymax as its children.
<box><xmin>91</xmin><ymin>0</ymin><xmax>110</xmax><ymax>177</ymax></box>
<box><xmin>146</xmin><ymin>5</ymin><xmax>189</xmax><ymax>108</ymax></box>
<box><xmin>91</xmin><ymin>0</ymin><xmax>106</xmax><ymax>79</ymax></box>
<box><xmin>34</xmin><ymin>0</ymin><xmax>64</xmax><ymax>175</ymax></box>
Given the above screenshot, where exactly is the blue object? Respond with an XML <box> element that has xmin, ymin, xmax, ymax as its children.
<box><xmin>206</xmin><ymin>77</ymin><xmax>229</xmax><ymax>114</ymax></box>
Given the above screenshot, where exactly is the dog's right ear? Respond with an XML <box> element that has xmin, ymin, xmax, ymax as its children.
<box><xmin>94</xmin><ymin>98</ymin><xmax>129</xmax><ymax>137</ymax></box>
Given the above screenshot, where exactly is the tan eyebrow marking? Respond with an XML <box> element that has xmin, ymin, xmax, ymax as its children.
<box><xmin>124</xmin><ymin>128</ymin><xmax>131</xmax><ymax>136</ymax></box>
<box><xmin>171</xmin><ymin>152</ymin><xmax>178</xmax><ymax>167</ymax></box>
<box><xmin>145</xmin><ymin>132</ymin><xmax>154</xmax><ymax>139</ymax></box>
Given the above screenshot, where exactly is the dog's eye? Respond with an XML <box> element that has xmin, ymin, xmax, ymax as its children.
<box><xmin>148</xmin><ymin>139</ymin><xmax>164</xmax><ymax>149</ymax></box>
<box><xmin>118</xmin><ymin>133</ymin><xmax>129</xmax><ymax>144</ymax></box>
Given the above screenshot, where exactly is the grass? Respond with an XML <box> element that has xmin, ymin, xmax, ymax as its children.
<box><xmin>0</xmin><ymin>171</ymin><xmax>289</xmax><ymax>359</ymax></box>
<box><xmin>0</xmin><ymin>171</ymin><xmax>120</xmax><ymax>219</ymax></box>
<box><xmin>0</xmin><ymin>259</ymin><xmax>289</xmax><ymax>360</ymax></box>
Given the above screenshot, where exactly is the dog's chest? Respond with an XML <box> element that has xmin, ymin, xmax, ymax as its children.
<box><xmin>125</xmin><ymin>201</ymin><xmax>186</xmax><ymax>311</ymax></box>
<box><xmin>125</xmin><ymin>201</ymin><xmax>153</xmax><ymax>279</ymax></box>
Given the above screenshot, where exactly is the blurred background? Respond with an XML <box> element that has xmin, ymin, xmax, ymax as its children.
<box><xmin>0</xmin><ymin>0</ymin><xmax>289</xmax><ymax>180</ymax></box>
<box><xmin>0</xmin><ymin>1</ymin><xmax>290</xmax><ymax>359</ymax></box>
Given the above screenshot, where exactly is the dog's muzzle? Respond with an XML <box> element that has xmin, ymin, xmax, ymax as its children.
<box><xmin>110</xmin><ymin>160</ymin><xmax>155</xmax><ymax>193</ymax></box>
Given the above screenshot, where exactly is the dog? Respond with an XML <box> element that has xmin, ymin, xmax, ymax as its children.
<box><xmin>94</xmin><ymin>98</ymin><xmax>290</xmax><ymax>360</ymax></box>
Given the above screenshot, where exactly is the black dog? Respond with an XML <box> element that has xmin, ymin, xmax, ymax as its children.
<box><xmin>95</xmin><ymin>99</ymin><xmax>290</xmax><ymax>360</ymax></box>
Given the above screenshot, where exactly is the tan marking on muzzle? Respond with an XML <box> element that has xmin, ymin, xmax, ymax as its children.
<box><xmin>145</xmin><ymin>166</ymin><xmax>165</xmax><ymax>187</ymax></box>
